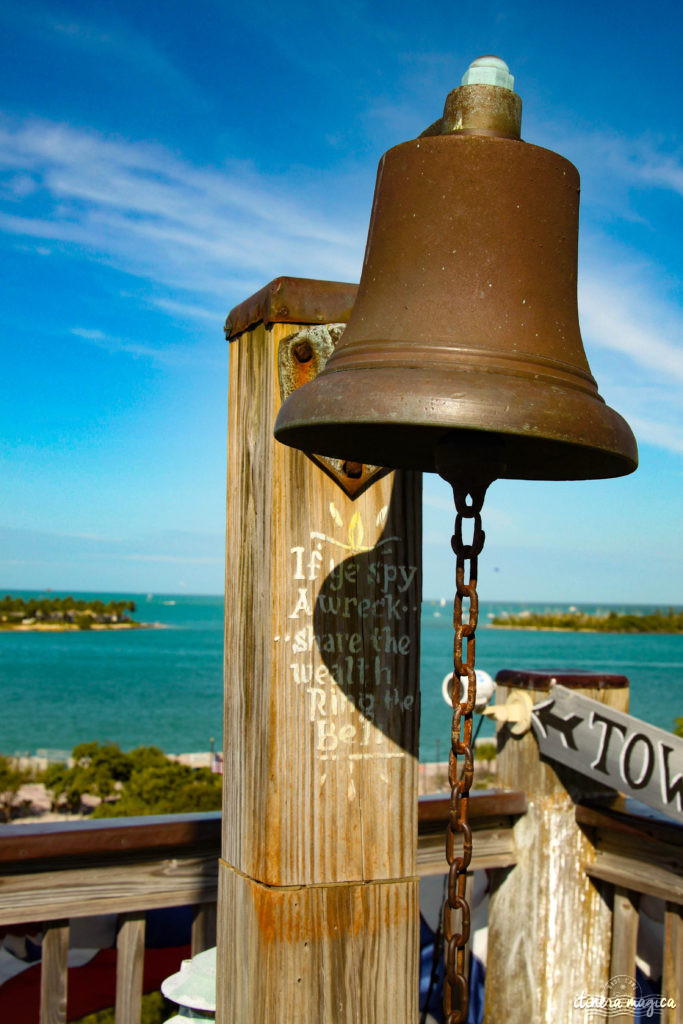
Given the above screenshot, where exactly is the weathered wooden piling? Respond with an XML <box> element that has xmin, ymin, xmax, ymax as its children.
<box><xmin>484</xmin><ymin>669</ymin><xmax>630</xmax><ymax>1024</ymax></box>
<box><xmin>217</xmin><ymin>278</ymin><xmax>422</xmax><ymax>1022</ymax></box>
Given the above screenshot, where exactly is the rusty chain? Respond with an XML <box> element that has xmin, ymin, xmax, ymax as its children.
<box><xmin>443</xmin><ymin>479</ymin><xmax>488</xmax><ymax>1024</ymax></box>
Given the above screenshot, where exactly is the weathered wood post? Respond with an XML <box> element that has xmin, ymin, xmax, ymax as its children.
<box><xmin>484</xmin><ymin>669</ymin><xmax>630</xmax><ymax>1023</ymax></box>
<box><xmin>217</xmin><ymin>277</ymin><xmax>422</xmax><ymax>1022</ymax></box>
<box><xmin>663</xmin><ymin>904</ymin><xmax>683</xmax><ymax>1024</ymax></box>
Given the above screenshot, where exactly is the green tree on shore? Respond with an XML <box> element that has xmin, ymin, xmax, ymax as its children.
<box><xmin>0</xmin><ymin>756</ymin><xmax>28</xmax><ymax>822</ymax></box>
<box><xmin>43</xmin><ymin>742</ymin><xmax>134</xmax><ymax>812</ymax></box>
<box><xmin>490</xmin><ymin>608</ymin><xmax>683</xmax><ymax>633</ymax></box>
<box><xmin>0</xmin><ymin>594</ymin><xmax>140</xmax><ymax>629</ymax></box>
<box><xmin>42</xmin><ymin>742</ymin><xmax>222</xmax><ymax>816</ymax></box>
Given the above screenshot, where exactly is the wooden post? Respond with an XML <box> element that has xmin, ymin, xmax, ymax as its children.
<box><xmin>40</xmin><ymin>920</ymin><xmax>69</xmax><ymax>1024</ymax></box>
<box><xmin>608</xmin><ymin>888</ymin><xmax>639</xmax><ymax>1022</ymax></box>
<box><xmin>484</xmin><ymin>669</ymin><xmax>630</xmax><ymax>1024</ymax></box>
<box><xmin>663</xmin><ymin>904</ymin><xmax>683</xmax><ymax>1024</ymax></box>
<box><xmin>217</xmin><ymin>278</ymin><xmax>422</xmax><ymax>1023</ymax></box>
<box><xmin>115</xmin><ymin>912</ymin><xmax>146</xmax><ymax>1024</ymax></box>
<box><xmin>192</xmin><ymin>902</ymin><xmax>218</xmax><ymax>956</ymax></box>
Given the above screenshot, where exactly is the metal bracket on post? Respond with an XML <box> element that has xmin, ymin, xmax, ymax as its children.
<box><xmin>277</xmin><ymin>324</ymin><xmax>387</xmax><ymax>499</ymax></box>
<box><xmin>482</xmin><ymin>691</ymin><xmax>534</xmax><ymax>736</ymax></box>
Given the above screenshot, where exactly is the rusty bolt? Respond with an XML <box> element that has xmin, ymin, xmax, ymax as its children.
<box><xmin>292</xmin><ymin>340</ymin><xmax>313</xmax><ymax>363</ymax></box>
<box><xmin>342</xmin><ymin>461</ymin><xmax>363</xmax><ymax>479</ymax></box>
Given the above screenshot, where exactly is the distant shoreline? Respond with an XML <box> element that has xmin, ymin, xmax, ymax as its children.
<box><xmin>489</xmin><ymin>624</ymin><xmax>603</xmax><ymax>633</ymax></box>
<box><xmin>0</xmin><ymin>595</ymin><xmax>152</xmax><ymax>633</ymax></box>
<box><xmin>0</xmin><ymin>621</ymin><xmax>162</xmax><ymax>633</ymax></box>
<box><xmin>488</xmin><ymin>608</ymin><xmax>683</xmax><ymax>634</ymax></box>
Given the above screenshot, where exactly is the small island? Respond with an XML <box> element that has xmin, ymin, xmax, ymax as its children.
<box><xmin>0</xmin><ymin>595</ymin><xmax>148</xmax><ymax>631</ymax></box>
<box><xmin>489</xmin><ymin>608</ymin><xmax>683</xmax><ymax>634</ymax></box>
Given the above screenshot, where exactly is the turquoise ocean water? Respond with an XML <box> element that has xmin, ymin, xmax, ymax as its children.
<box><xmin>1</xmin><ymin>592</ymin><xmax>681</xmax><ymax>760</ymax></box>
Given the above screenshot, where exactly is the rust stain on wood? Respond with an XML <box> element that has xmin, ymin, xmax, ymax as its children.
<box><xmin>217</xmin><ymin>861</ymin><xmax>419</xmax><ymax>1022</ymax></box>
<box><xmin>249</xmin><ymin>876</ymin><xmax>414</xmax><ymax>945</ymax></box>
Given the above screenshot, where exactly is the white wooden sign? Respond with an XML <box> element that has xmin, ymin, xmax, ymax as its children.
<box><xmin>531</xmin><ymin>685</ymin><xmax>683</xmax><ymax>822</ymax></box>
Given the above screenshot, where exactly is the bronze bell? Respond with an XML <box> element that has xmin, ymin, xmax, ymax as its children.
<box><xmin>274</xmin><ymin>57</ymin><xmax>637</xmax><ymax>481</ymax></box>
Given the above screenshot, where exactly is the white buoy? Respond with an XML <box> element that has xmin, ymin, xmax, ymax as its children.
<box><xmin>441</xmin><ymin>669</ymin><xmax>496</xmax><ymax>712</ymax></box>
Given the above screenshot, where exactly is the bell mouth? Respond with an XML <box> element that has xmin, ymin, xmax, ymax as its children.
<box><xmin>274</xmin><ymin>363</ymin><xmax>638</xmax><ymax>481</ymax></box>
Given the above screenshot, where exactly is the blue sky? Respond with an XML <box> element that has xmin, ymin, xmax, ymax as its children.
<box><xmin>0</xmin><ymin>0</ymin><xmax>680</xmax><ymax>602</ymax></box>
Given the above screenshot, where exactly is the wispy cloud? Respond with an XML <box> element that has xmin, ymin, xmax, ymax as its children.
<box><xmin>71</xmin><ymin>327</ymin><xmax>106</xmax><ymax>341</ymax></box>
<box><xmin>625</xmin><ymin>413</ymin><xmax>683</xmax><ymax>455</ymax></box>
<box><xmin>532</xmin><ymin>121</ymin><xmax>683</xmax><ymax>458</ymax></box>
<box><xmin>498</xmin><ymin>111</ymin><xmax>683</xmax><ymax>459</ymax></box>
<box><xmin>531</xmin><ymin>119</ymin><xmax>683</xmax><ymax>224</ymax></box>
<box><xmin>581</xmin><ymin>133</ymin><xmax>683</xmax><ymax>200</ymax></box>
<box><xmin>149</xmin><ymin>298</ymin><xmax>225</xmax><ymax>323</ymax></box>
<box><xmin>578</xmin><ymin>253</ymin><xmax>683</xmax><ymax>456</ymax></box>
<box><xmin>0</xmin><ymin>119</ymin><xmax>366</xmax><ymax>308</ymax></box>
<box><xmin>68</xmin><ymin>325</ymin><xmax>203</xmax><ymax>366</ymax></box>
<box><xmin>1</xmin><ymin>114</ymin><xmax>680</xmax><ymax>457</ymax></box>
<box><xmin>579</xmin><ymin>273</ymin><xmax>683</xmax><ymax>383</ymax></box>
<box><xmin>123</xmin><ymin>554</ymin><xmax>222</xmax><ymax>564</ymax></box>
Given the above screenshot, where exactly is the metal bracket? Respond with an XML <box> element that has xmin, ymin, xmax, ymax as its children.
<box><xmin>277</xmin><ymin>324</ymin><xmax>387</xmax><ymax>499</ymax></box>
<box><xmin>481</xmin><ymin>690</ymin><xmax>534</xmax><ymax>736</ymax></box>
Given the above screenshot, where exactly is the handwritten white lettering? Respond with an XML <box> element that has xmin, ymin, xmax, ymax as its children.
<box><xmin>286</xmin><ymin>526</ymin><xmax>419</xmax><ymax>762</ymax></box>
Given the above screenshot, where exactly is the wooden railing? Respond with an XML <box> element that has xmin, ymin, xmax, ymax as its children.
<box><xmin>0</xmin><ymin>790</ymin><xmax>524</xmax><ymax>1024</ymax></box>
<box><xmin>0</xmin><ymin>792</ymin><xmax>524</xmax><ymax>1023</ymax></box>
<box><xmin>2</xmin><ymin>790</ymin><xmax>680</xmax><ymax>1023</ymax></box>
<box><xmin>0</xmin><ymin>811</ymin><xmax>221</xmax><ymax>1024</ymax></box>
<box><xmin>576</xmin><ymin>796</ymin><xmax>683</xmax><ymax>1019</ymax></box>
